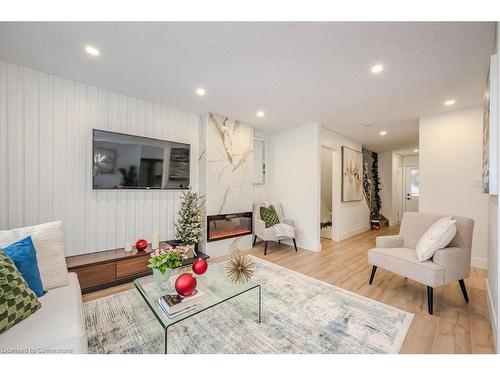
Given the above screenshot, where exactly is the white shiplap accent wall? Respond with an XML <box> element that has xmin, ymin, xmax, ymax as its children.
<box><xmin>0</xmin><ymin>61</ymin><xmax>200</xmax><ymax>256</ymax></box>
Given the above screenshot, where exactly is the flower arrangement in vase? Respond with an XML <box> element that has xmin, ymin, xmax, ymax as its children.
<box><xmin>148</xmin><ymin>245</ymin><xmax>190</xmax><ymax>282</ymax></box>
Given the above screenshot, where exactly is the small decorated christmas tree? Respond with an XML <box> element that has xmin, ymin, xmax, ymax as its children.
<box><xmin>176</xmin><ymin>187</ymin><xmax>204</xmax><ymax>250</ymax></box>
<box><xmin>371</xmin><ymin>151</ymin><xmax>382</xmax><ymax>220</ymax></box>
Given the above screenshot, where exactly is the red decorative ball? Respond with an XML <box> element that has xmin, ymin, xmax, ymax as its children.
<box><xmin>175</xmin><ymin>273</ymin><xmax>197</xmax><ymax>297</ymax></box>
<box><xmin>192</xmin><ymin>258</ymin><xmax>208</xmax><ymax>275</ymax></box>
<box><xmin>135</xmin><ymin>239</ymin><xmax>148</xmax><ymax>251</ymax></box>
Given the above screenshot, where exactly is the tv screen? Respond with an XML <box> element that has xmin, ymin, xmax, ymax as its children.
<box><xmin>92</xmin><ymin>129</ymin><xmax>190</xmax><ymax>190</ymax></box>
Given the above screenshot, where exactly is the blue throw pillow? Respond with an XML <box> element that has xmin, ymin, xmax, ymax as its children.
<box><xmin>2</xmin><ymin>236</ymin><xmax>46</xmax><ymax>297</ymax></box>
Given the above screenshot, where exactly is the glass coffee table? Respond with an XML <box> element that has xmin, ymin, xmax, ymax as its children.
<box><xmin>134</xmin><ymin>263</ymin><xmax>261</xmax><ymax>354</ymax></box>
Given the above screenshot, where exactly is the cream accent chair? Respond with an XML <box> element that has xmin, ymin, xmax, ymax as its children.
<box><xmin>368</xmin><ymin>212</ymin><xmax>474</xmax><ymax>315</ymax></box>
<box><xmin>253</xmin><ymin>203</ymin><xmax>297</xmax><ymax>255</ymax></box>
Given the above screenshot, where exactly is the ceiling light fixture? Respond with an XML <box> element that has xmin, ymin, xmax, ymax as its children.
<box><xmin>413</xmin><ymin>149</ymin><xmax>419</xmax><ymax>153</ymax></box>
<box><xmin>444</xmin><ymin>99</ymin><xmax>456</xmax><ymax>106</ymax></box>
<box><xmin>379</xmin><ymin>130</ymin><xmax>387</xmax><ymax>136</ymax></box>
<box><xmin>85</xmin><ymin>45</ymin><xmax>100</xmax><ymax>56</ymax></box>
<box><xmin>256</xmin><ymin>111</ymin><xmax>265</xmax><ymax>118</ymax></box>
<box><xmin>195</xmin><ymin>88</ymin><xmax>206</xmax><ymax>96</ymax></box>
<box><xmin>371</xmin><ymin>64</ymin><xmax>384</xmax><ymax>74</ymax></box>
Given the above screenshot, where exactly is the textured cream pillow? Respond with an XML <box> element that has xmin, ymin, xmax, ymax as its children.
<box><xmin>416</xmin><ymin>216</ymin><xmax>457</xmax><ymax>262</ymax></box>
<box><xmin>0</xmin><ymin>221</ymin><xmax>69</xmax><ymax>290</ymax></box>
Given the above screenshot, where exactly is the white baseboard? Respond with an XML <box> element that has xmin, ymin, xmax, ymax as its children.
<box><xmin>282</xmin><ymin>238</ymin><xmax>320</xmax><ymax>252</ymax></box>
<box><xmin>472</xmin><ymin>257</ymin><xmax>488</xmax><ymax>269</ymax></box>
<box><xmin>256</xmin><ymin>238</ymin><xmax>320</xmax><ymax>252</ymax></box>
<box><xmin>337</xmin><ymin>225</ymin><xmax>370</xmax><ymax>241</ymax></box>
<box><xmin>388</xmin><ymin>219</ymin><xmax>398</xmax><ymax>227</ymax></box>
<box><xmin>486</xmin><ymin>279</ymin><xmax>498</xmax><ymax>353</ymax></box>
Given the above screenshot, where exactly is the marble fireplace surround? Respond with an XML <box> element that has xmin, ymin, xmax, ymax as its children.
<box><xmin>199</xmin><ymin>113</ymin><xmax>255</xmax><ymax>258</ymax></box>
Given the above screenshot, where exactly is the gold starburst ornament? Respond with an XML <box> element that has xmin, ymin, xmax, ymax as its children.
<box><xmin>225</xmin><ymin>253</ymin><xmax>255</xmax><ymax>283</ymax></box>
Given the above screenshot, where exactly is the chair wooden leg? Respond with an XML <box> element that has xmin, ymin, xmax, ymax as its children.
<box><xmin>264</xmin><ymin>241</ymin><xmax>268</xmax><ymax>256</ymax></box>
<box><xmin>458</xmin><ymin>279</ymin><xmax>469</xmax><ymax>303</ymax></box>
<box><xmin>292</xmin><ymin>239</ymin><xmax>298</xmax><ymax>252</ymax></box>
<box><xmin>427</xmin><ymin>286</ymin><xmax>433</xmax><ymax>315</ymax></box>
<box><xmin>369</xmin><ymin>266</ymin><xmax>377</xmax><ymax>285</ymax></box>
<box><xmin>253</xmin><ymin>235</ymin><xmax>257</xmax><ymax>247</ymax></box>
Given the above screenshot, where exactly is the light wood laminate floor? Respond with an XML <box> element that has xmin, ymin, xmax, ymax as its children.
<box><xmin>84</xmin><ymin>226</ymin><xmax>494</xmax><ymax>354</ymax></box>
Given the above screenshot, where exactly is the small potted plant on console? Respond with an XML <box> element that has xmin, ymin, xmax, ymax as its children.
<box><xmin>148</xmin><ymin>245</ymin><xmax>190</xmax><ymax>282</ymax></box>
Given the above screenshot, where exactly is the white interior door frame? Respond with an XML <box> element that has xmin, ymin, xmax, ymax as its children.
<box><xmin>319</xmin><ymin>145</ymin><xmax>341</xmax><ymax>241</ymax></box>
<box><xmin>403</xmin><ymin>166</ymin><xmax>420</xmax><ymax>212</ymax></box>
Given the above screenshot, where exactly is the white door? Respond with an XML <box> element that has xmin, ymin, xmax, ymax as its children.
<box><xmin>404</xmin><ymin>167</ymin><xmax>419</xmax><ymax>212</ymax></box>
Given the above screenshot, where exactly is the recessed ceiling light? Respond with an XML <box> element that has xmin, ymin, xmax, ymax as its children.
<box><xmin>444</xmin><ymin>99</ymin><xmax>456</xmax><ymax>106</ymax></box>
<box><xmin>195</xmin><ymin>88</ymin><xmax>206</xmax><ymax>96</ymax></box>
<box><xmin>413</xmin><ymin>149</ymin><xmax>419</xmax><ymax>153</ymax></box>
<box><xmin>379</xmin><ymin>130</ymin><xmax>387</xmax><ymax>136</ymax></box>
<box><xmin>256</xmin><ymin>111</ymin><xmax>265</xmax><ymax>118</ymax></box>
<box><xmin>85</xmin><ymin>45</ymin><xmax>100</xmax><ymax>56</ymax></box>
<box><xmin>362</xmin><ymin>123</ymin><xmax>374</xmax><ymax>127</ymax></box>
<box><xmin>371</xmin><ymin>64</ymin><xmax>384</xmax><ymax>74</ymax></box>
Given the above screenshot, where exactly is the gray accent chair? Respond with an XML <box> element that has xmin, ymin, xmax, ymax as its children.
<box><xmin>253</xmin><ymin>203</ymin><xmax>297</xmax><ymax>255</ymax></box>
<box><xmin>368</xmin><ymin>212</ymin><xmax>474</xmax><ymax>315</ymax></box>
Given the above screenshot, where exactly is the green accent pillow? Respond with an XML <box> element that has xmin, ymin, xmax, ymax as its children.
<box><xmin>260</xmin><ymin>205</ymin><xmax>280</xmax><ymax>228</ymax></box>
<box><xmin>0</xmin><ymin>252</ymin><xmax>41</xmax><ymax>334</ymax></box>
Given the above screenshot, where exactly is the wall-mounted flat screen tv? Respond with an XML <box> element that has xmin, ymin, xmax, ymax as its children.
<box><xmin>92</xmin><ymin>129</ymin><xmax>190</xmax><ymax>190</ymax></box>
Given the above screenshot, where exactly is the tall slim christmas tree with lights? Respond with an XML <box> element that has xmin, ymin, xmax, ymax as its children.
<box><xmin>176</xmin><ymin>187</ymin><xmax>204</xmax><ymax>252</ymax></box>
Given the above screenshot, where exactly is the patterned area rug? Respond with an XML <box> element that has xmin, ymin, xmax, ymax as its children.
<box><xmin>84</xmin><ymin>257</ymin><xmax>413</xmax><ymax>354</ymax></box>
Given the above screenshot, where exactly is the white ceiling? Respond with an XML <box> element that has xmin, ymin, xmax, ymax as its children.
<box><xmin>0</xmin><ymin>22</ymin><xmax>495</xmax><ymax>152</ymax></box>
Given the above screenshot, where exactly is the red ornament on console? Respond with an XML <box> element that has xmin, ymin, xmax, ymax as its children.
<box><xmin>175</xmin><ymin>273</ymin><xmax>197</xmax><ymax>297</ymax></box>
<box><xmin>192</xmin><ymin>258</ymin><xmax>208</xmax><ymax>275</ymax></box>
<box><xmin>135</xmin><ymin>239</ymin><xmax>148</xmax><ymax>251</ymax></box>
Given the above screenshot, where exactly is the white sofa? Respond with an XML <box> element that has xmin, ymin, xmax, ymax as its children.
<box><xmin>0</xmin><ymin>221</ymin><xmax>87</xmax><ymax>353</ymax></box>
<box><xmin>0</xmin><ymin>273</ymin><xmax>87</xmax><ymax>353</ymax></box>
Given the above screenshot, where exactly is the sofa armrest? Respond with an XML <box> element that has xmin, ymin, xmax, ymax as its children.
<box><xmin>254</xmin><ymin>218</ymin><xmax>266</xmax><ymax>236</ymax></box>
<box><xmin>432</xmin><ymin>246</ymin><xmax>470</xmax><ymax>283</ymax></box>
<box><xmin>282</xmin><ymin>218</ymin><xmax>294</xmax><ymax>227</ymax></box>
<box><xmin>375</xmin><ymin>235</ymin><xmax>404</xmax><ymax>248</ymax></box>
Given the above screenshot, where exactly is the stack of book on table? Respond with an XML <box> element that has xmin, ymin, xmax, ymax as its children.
<box><xmin>158</xmin><ymin>289</ymin><xmax>205</xmax><ymax>318</ymax></box>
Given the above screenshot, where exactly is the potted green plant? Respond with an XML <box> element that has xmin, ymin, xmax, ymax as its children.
<box><xmin>176</xmin><ymin>187</ymin><xmax>204</xmax><ymax>257</ymax></box>
<box><xmin>148</xmin><ymin>245</ymin><xmax>190</xmax><ymax>282</ymax></box>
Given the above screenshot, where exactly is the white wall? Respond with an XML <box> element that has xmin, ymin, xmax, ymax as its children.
<box><xmin>320</xmin><ymin>127</ymin><xmax>370</xmax><ymax>241</ymax></box>
<box><xmin>488</xmin><ymin>195</ymin><xmax>498</xmax><ymax>351</ymax></box>
<box><xmin>320</xmin><ymin>147</ymin><xmax>333</xmax><ymax>239</ymax></box>
<box><xmin>402</xmin><ymin>155</ymin><xmax>419</xmax><ymax>167</ymax></box>
<box><xmin>487</xmin><ymin>22</ymin><xmax>500</xmax><ymax>353</ymax></box>
<box><xmin>392</xmin><ymin>153</ymin><xmax>403</xmax><ymax>224</ymax></box>
<box><xmin>0</xmin><ymin>61</ymin><xmax>200</xmax><ymax>256</ymax></box>
<box><xmin>268</xmin><ymin>123</ymin><xmax>320</xmax><ymax>251</ymax></box>
<box><xmin>378</xmin><ymin>152</ymin><xmax>395</xmax><ymax>225</ymax></box>
<box><xmin>320</xmin><ymin>147</ymin><xmax>333</xmax><ymax>221</ymax></box>
<box><xmin>419</xmin><ymin>107</ymin><xmax>489</xmax><ymax>269</ymax></box>
<box><xmin>377</xmin><ymin>152</ymin><xmax>405</xmax><ymax>226</ymax></box>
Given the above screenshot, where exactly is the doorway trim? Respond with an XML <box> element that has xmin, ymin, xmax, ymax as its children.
<box><xmin>319</xmin><ymin>145</ymin><xmax>340</xmax><ymax>245</ymax></box>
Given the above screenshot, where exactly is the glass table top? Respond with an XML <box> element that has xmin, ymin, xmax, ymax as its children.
<box><xmin>134</xmin><ymin>262</ymin><xmax>260</xmax><ymax>328</ymax></box>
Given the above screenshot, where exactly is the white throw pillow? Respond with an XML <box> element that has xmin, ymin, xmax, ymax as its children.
<box><xmin>0</xmin><ymin>221</ymin><xmax>69</xmax><ymax>290</ymax></box>
<box><xmin>415</xmin><ymin>216</ymin><xmax>457</xmax><ymax>262</ymax></box>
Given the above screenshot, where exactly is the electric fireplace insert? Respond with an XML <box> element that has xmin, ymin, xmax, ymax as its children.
<box><xmin>207</xmin><ymin>212</ymin><xmax>253</xmax><ymax>242</ymax></box>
